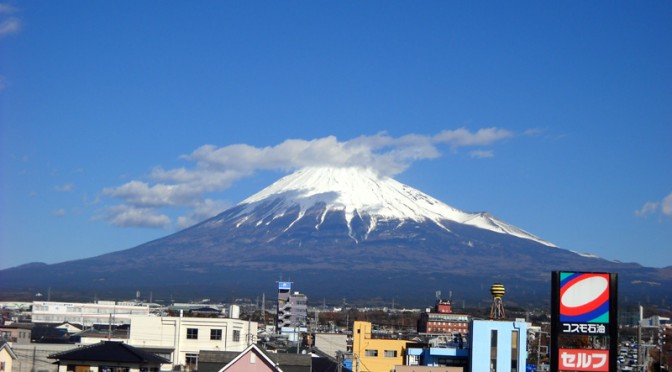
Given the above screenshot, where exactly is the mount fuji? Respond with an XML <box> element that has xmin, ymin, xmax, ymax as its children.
<box><xmin>1</xmin><ymin>166</ymin><xmax>670</xmax><ymax>306</ymax></box>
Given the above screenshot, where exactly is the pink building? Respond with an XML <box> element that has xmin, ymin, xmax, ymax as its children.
<box><xmin>218</xmin><ymin>344</ymin><xmax>281</xmax><ymax>372</ymax></box>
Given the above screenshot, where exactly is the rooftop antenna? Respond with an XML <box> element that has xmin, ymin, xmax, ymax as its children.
<box><xmin>435</xmin><ymin>290</ymin><xmax>441</xmax><ymax>301</ymax></box>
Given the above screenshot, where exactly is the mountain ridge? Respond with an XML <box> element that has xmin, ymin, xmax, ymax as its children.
<box><xmin>0</xmin><ymin>166</ymin><xmax>669</xmax><ymax>306</ymax></box>
<box><xmin>234</xmin><ymin>166</ymin><xmax>556</xmax><ymax>247</ymax></box>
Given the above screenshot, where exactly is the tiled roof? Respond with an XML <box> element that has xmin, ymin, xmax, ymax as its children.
<box><xmin>48</xmin><ymin>341</ymin><xmax>169</xmax><ymax>364</ymax></box>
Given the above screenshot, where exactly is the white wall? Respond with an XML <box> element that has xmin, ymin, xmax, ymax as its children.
<box><xmin>32</xmin><ymin>302</ymin><xmax>149</xmax><ymax>326</ymax></box>
<box><xmin>128</xmin><ymin>315</ymin><xmax>257</xmax><ymax>367</ymax></box>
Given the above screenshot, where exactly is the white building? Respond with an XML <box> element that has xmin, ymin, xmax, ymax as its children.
<box><xmin>128</xmin><ymin>315</ymin><xmax>257</xmax><ymax>370</ymax></box>
<box><xmin>32</xmin><ymin>301</ymin><xmax>149</xmax><ymax>326</ymax></box>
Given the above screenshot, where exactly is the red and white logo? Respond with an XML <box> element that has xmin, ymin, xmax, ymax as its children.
<box><xmin>559</xmin><ymin>349</ymin><xmax>609</xmax><ymax>371</ymax></box>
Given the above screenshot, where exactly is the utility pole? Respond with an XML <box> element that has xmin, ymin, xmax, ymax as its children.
<box><xmin>108</xmin><ymin>314</ymin><xmax>112</xmax><ymax>340</ymax></box>
<box><xmin>638</xmin><ymin>305</ymin><xmax>643</xmax><ymax>372</ymax></box>
<box><xmin>336</xmin><ymin>351</ymin><xmax>343</xmax><ymax>372</ymax></box>
<box><xmin>261</xmin><ymin>293</ymin><xmax>266</xmax><ymax>327</ymax></box>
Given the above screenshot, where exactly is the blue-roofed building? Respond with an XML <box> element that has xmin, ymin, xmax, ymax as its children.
<box><xmin>406</xmin><ymin>342</ymin><xmax>469</xmax><ymax>368</ymax></box>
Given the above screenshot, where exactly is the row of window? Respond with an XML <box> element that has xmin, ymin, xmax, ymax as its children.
<box><xmin>186</xmin><ymin>328</ymin><xmax>241</xmax><ymax>341</ymax></box>
<box><xmin>364</xmin><ymin>349</ymin><xmax>398</xmax><ymax>358</ymax></box>
<box><xmin>32</xmin><ymin>315</ymin><xmax>131</xmax><ymax>324</ymax></box>
<box><xmin>428</xmin><ymin>314</ymin><xmax>469</xmax><ymax>321</ymax></box>
<box><xmin>428</xmin><ymin>328</ymin><xmax>464</xmax><ymax>333</ymax></box>
<box><xmin>429</xmin><ymin>321</ymin><xmax>467</xmax><ymax>326</ymax></box>
<box><xmin>33</xmin><ymin>307</ymin><xmax>147</xmax><ymax>315</ymax></box>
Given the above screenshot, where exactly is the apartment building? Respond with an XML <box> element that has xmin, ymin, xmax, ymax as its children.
<box><xmin>31</xmin><ymin>301</ymin><xmax>149</xmax><ymax>326</ymax></box>
<box><xmin>128</xmin><ymin>314</ymin><xmax>258</xmax><ymax>370</ymax></box>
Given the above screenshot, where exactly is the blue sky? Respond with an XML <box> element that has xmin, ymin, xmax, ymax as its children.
<box><xmin>1</xmin><ymin>2</ymin><xmax>670</xmax><ymax>270</ymax></box>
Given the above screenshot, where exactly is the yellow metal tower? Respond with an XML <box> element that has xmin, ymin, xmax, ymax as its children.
<box><xmin>489</xmin><ymin>283</ymin><xmax>506</xmax><ymax>320</ymax></box>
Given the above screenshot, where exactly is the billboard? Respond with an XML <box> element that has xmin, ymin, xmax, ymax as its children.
<box><xmin>551</xmin><ymin>271</ymin><xmax>617</xmax><ymax>372</ymax></box>
<box><xmin>558</xmin><ymin>272</ymin><xmax>610</xmax><ymax>335</ymax></box>
<box><xmin>278</xmin><ymin>281</ymin><xmax>292</xmax><ymax>290</ymax></box>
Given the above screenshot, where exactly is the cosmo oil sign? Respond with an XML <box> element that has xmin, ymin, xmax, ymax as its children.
<box><xmin>551</xmin><ymin>272</ymin><xmax>618</xmax><ymax>372</ymax></box>
<box><xmin>559</xmin><ymin>272</ymin><xmax>610</xmax><ymax>335</ymax></box>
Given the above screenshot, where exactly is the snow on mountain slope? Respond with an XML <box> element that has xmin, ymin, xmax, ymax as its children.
<box><xmin>236</xmin><ymin>166</ymin><xmax>557</xmax><ymax>247</ymax></box>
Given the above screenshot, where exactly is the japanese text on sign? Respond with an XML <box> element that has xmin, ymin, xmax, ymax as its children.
<box><xmin>561</xmin><ymin>323</ymin><xmax>607</xmax><ymax>335</ymax></box>
<box><xmin>559</xmin><ymin>349</ymin><xmax>609</xmax><ymax>371</ymax></box>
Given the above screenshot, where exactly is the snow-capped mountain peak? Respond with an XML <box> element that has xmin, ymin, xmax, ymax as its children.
<box><xmin>236</xmin><ymin>166</ymin><xmax>556</xmax><ymax>247</ymax></box>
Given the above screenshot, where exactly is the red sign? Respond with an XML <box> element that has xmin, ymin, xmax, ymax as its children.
<box><xmin>559</xmin><ymin>349</ymin><xmax>609</xmax><ymax>371</ymax></box>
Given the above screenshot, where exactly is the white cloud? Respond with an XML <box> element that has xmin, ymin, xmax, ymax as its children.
<box><xmin>0</xmin><ymin>3</ymin><xmax>20</xmax><ymax>38</ymax></box>
<box><xmin>55</xmin><ymin>183</ymin><xmax>75</xmax><ymax>192</ymax></box>
<box><xmin>635</xmin><ymin>192</ymin><xmax>672</xmax><ymax>218</ymax></box>
<box><xmin>434</xmin><ymin>127</ymin><xmax>513</xmax><ymax>148</ymax></box>
<box><xmin>0</xmin><ymin>4</ymin><xmax>17</xmax><ymax>13</ymax></box>
<box><xmin>0</xmin><ymin>17</ymin><xmax>19</xmax><ymax>36</ymax></box>
<box><xmin>662</xmin><ymin>192</ymin><xmax>672</xmax><ymax>216</ymax></box>
<box><xmin>635</xmin><ymin>202</ymin><xmax>659</xmax><ymax>218</ymax></box>
<box><xmin>469</xmin><ymin>150</ymin><xmax>494</xmax><ymax>159</ymax></box>
<box><xmin>100</xmin><ymin>205</ymin><xmax>171</xmax><ymax>228</ymax></box>
<box><xmin>102</xmin><ymin>180</ymin><xmax>200</xmax><ymax>207</ymax></box>
<box><xmin>100</xmin><ymin>129</ymin><xmax>515</xmax><ymax>229</ymax></box>
<box><xmin>176</xmin><ymin>199</ymin><xmax>232</xmax><ymax>229</ymax></box>
<box><xmin>523</xmin><ymin>128</ymin><xmax>544</xmax><ymax>137</ymax></box>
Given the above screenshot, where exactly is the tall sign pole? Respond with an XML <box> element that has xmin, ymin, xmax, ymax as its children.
<box><xmin>551</xmin><ymin>271</ymin><xmax>618</xmax><ymax>372</ymax></box>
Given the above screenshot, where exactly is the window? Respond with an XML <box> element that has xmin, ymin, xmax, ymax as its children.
<box><xmin>365</xmin><ymin>349</ymin><xmax>378</xmax><ymax>357</ymax></box>
<box><xmin>384</xmin><ymin>350</ymin><xmax>397</xmax><ymax>358</ymax></box>
<box><xmin>100</xmin><ymin>367</ymin><xmax>128</xmax><ymax>372</ymax></box>
<box><xmin>210</xmin><ymin>329</ymin><xmax>222</xmax><ymax>340</ymax></box>
<box><xmin>490</xmin><ymin>330</ymin><xmax>498</xmax><ymax>372</ymax></box>
<box><xmin>511</xmin><ymin>330</ymin><xmax>519</xmax><ymax>372</ymax></box>
<box><xmin>233</xmin><ymin>329</ymin><xmax>241</xmax><ymax>342</ymax></box>
<box><xmin>185</xmin><ymin>353</ymin><xmax>198</xmax><ymax>371</ymax></box>
<box><xmin>186</xmin><ymin>328</ymin><xmax>198</xmax><ymax>339</ymax></box>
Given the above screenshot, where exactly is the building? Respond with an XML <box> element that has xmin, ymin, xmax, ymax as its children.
<box><xmin>54</xmin><ymin>322</ymin><xmax>83</xmax><ymax>335</ymax></box>
<box><xmin>198</xmin><ymin>345</ymin><xmax>312</xmax><ymax>372</ymax></box>
<box><xmin>10</xmin><ymin>343</ymin><xmax>75</xmax><ymax>372</ymax></box>
<box><xmin>405</xmin><ymin>335</ymin><xmax>469</xmax><ymax>370</ymax></box>
<box><xmin>469</xmin><ymin>319</ymin><xmax>527</xmax><ymax>372</ymax></box>
<box><xmin>418</xmin><ymin>299</ymin><xmax>470</xmax><ymax>336</ymax></box>
<box><xmin>314</xmin><ymin>333</ymin><xmax>348</xmax><ymax>359</ymax></box>
<box><xmin>32</xmin><ymin>301</ymin><xmax>149</xmax><ymax>327</ymax></box>
<box><xmin>0</xmin><ymin>323</ymin><xmax>33</xmax><ymax>344</ymax></box>
<box><xmin>348</xmin><ymin>318</ymin><xmax>527</xmax><ymax>372</ymax></box>
<box><xmin>127</xmin><ymin>314</ymin><xmax>257</xmax><ymax>370</ymax></box>
<box><xmin>351</xmin><ymin>321</ymin><xmax>408</xmax><ymax>372</ymax></box>
<box><xmin>48</xmin><ymin>341</ymin><xmax>169</xmax><ymax>372</ymax></box>
<box><xmin>0</xmin><ymin>341</ymin><xmax>17</xmax><ymax>372</ymax></box>
<box><xmin>277</xmin><ymin>282</ymin><xmax>308</xmax><ymax>332</ymax></box>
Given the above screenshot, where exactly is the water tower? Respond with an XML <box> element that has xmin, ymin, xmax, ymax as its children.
<box><xmin>489</xmin><ymin>283</ymin><xmax>506</xmax><ymax>320</ymax></box>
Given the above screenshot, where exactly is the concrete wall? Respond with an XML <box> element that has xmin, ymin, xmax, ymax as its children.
<box><xmin>314</xmin><ymin>333</ymin><xmax>347</xmax><ymax>359</ymax></box>
<box><xmin>10</xmin><ymin>343</ymin><xmax>73</xmax><ymax>372</ymax></box>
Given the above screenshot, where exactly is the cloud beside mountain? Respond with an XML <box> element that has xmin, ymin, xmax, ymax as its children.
<box><xmin>97</xmin><ymin>129</ymin><xmax>513</xmax><ymax>229</ymax></box>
